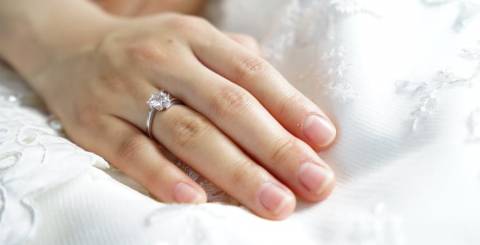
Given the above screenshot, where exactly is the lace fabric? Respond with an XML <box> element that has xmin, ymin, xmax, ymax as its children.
<box><xmin>0</xmin><ymin>65</ymin><xmax>109</xmax><ymax>245</ymax></box>
<box><xmin>1</xmin><ymin>0</ymin><xmax>480</xmax><ymax>244</ymax></box>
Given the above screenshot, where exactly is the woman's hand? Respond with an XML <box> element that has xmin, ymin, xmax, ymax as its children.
<box><xmin>1</xmin><ymin>1</ymin><xmax>337</xmax><ymax>220</ymax></box>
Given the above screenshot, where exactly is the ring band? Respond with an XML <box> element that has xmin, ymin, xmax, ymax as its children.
<box><xmin>146</xmin><ymin>90</ymin><xmax>182</xmax><ymax>138</ymax></box>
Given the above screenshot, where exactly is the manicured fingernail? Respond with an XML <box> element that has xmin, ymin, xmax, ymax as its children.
<box><xmin>258</xmin><ymin>182</ymin><xmax>294</xmax><ymax>215</ymax></box>
<box><xmin>298</xmin><ymin>162</ymin><xmax>334</xmax><ymax>195</ymax></box>
<box><xmin>303</xmin><ymin>114</ymin><xmax>336</xmax><ymax>148</ymax></box>
<box><xmin>174</xmin><ymin>182</ymin><xmax>202</xmax><ymax>203</ymax></box>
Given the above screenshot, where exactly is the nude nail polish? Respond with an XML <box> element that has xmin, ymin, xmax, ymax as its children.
<box><xmin>258</xmin><ymin>182</ymin><xmax>294</xmax><ymax>215</ymax></box>
<box><xmin>303</xmin><ymin>114</ymin><xmax>336</xmax><ymax>149</ymax></box>
<box><xmin>174</xmin><ymin>182</ymin><xmax>202</xmax><ymax>203</ymax></box>
<box><xmin>297</xmin><ymin>162</ymin><xmax>333</xmax><ymax>195</ymax></box>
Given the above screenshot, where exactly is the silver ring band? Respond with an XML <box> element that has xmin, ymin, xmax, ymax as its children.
<box><xmin>146</xmin><ymin>90</ymin><xmax>181</xmax><ymax>138</ymax></box>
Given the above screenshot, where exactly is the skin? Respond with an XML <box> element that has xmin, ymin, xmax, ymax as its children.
<box><xmin>0</xmin><ymin>0</ymin><xmax>337</xmax><ymax>220</ymax></box>
<box><xmin>91</xmin><ymin>0</ymin><xmax>207</xmax><ymax>16</ymax></box>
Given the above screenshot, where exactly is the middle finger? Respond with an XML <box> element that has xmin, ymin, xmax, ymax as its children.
<box><xmin>152</xmin><ymin>60</ymin><xmax>335</xmax><ymax>202</ymax></box>
<box><xmin>151</xmin><ymin>103</ymin><xmax>296</xmax><ymax>220</ymax></box>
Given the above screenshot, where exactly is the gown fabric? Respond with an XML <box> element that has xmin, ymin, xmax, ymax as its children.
<box><xmin>1</xmin><ymin>0</ymin><xmax>479</xmax><ymax>244</ymax></box>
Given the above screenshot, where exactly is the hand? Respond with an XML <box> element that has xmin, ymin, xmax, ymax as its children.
<box><xmin>27</xmin><ymin>14</ymin><xmax>337</xmax><ymax>220</ymax></box>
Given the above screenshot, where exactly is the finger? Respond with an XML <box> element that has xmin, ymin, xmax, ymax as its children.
<box><xmin>66</xmin><ymin>114</ymin><xmax>207</xmax><ymax>204</ymax></box>
<box><xmin>225</xmin><ymin>32</ymin><xmax>261</xmax><ymax>55</ymax></box>
<box><xmin>150</xmin><ymin>104</ymin><xmax>296</xmax><ymax>220</ymax></box>
<box><xmin>110</xmin><ymin>83</ymin><xmax>297</xmax><ymax>219</ymax></box>
<box><xmin>150</xmin><ymin>61</ymin><xmax>335</xmax><ymax>202</ymax></box>
<box><xmin>191</xmin><ymin>30</ymin><xmax>337</xmax><ymax>152</ymax></box>
<box><xmin>111</xmin><ymin>29</ymin><xmax>335</xmax><ymax>201</ymax></box>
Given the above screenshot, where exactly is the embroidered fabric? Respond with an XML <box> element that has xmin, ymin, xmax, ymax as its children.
<box><xmin>0</xmin><ymin>65</ymin><xmax>109</xmax><ymax>245</ymax></box>
<box><xmin>1</xmin><ymin>0</ymin><xmax>479</xmax><ymax>244</ymax></box>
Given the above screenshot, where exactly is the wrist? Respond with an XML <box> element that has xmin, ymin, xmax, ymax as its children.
<box><xmin>0</xmin><ymin>0</ymin><xmax>121</xmax><ymax>80</ymax></box>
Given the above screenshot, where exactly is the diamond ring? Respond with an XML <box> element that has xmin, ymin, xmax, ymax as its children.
<box><xmin>146</xmin><ymin>90</ymin><xmax>182</xmax><ymax>138</ymax></box>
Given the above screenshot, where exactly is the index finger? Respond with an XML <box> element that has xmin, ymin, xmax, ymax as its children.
<box><xmin>191</xmin><ymin>31</ymin><xmax>337</xmax><ymax>152</ymax></box>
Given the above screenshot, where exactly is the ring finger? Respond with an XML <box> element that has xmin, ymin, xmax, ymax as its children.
<box><xmin>148</xmin><ymin>60</ymin><xmax>335</xmax><ymax>202</ymax></box>
<box><xmin>118</xmin><ymin>87</ymin><xmax>296</xmax><ymax>219</ymax></box>
<box><xmin>156</xmin><ymin>105</ymin><xmax>296</xmax><ymax>219</ymax></box>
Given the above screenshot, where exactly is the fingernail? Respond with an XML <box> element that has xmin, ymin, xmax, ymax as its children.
<box><xmin>174</xmin><ymin>182</ymin><xmax>203</xmax><ymax>203</ymax></box>
<box><xmin>258</xmin><ymin>182</ymin><xmax>294</xmax><ymax>215</ymax></box>
<box><xmin>298</xmin><ymin>162</ymin><xmax>334</xmax><ymax>195</ymax></box>
<box><xmin>303</xmin><ymin>114</ymin><xmax>336</xmax><ymax>148</ymax></box>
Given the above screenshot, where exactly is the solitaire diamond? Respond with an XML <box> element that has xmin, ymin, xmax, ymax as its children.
<box><xmin>145</xmin><ymin>89</ymin><xmax>181</xmax><ymax>138</ymax></box>
<box><xmin>147</xmin><ymin>90</ymin><xmax>176</xmax><ymax>111</ymax></box>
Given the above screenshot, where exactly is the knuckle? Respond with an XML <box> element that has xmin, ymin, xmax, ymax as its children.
<box><xmin>210</xmin><ymin>86</ymin><xmax>252</xmax><ymax>118</ymax></box>
<box><xmin>142</xmin><ymin>171</ymin><xmax>159</xmax><ymax>190</ymax></box>
<box><xmin>95</xmin><ymin>31</ymin><xmax>131</xmax><ymax>69</ymax></box>
<box><xmin>234</xmin><ymin>55</ymin><xmax>267</xmax><ymax>81</ymax></box>
<box><xmin>99</xmin><ymin>72</ymin><xmax>129</xmax><ymax>94</ymax></box>
<box><xmin>125</xmin><ymin>40</ymin><xmax>168</xmax><ymax>64</ymax></box>
<box><xmin>231</xmin><ymin>159</ymin><xmax>257</xmax><ymax>185</ymax></box>
<box><xmin>171</xmin><ymin>114</ymin><xmax>210</xmax><ymax>147</ymax></box>
<box><xmin>117</xmin><ymin>134</ymin><xmax>148</xmax><ymax>161</ymax></box>
<box><xmin>75</xmin><ymin>103</ymin><xmax>101</xmax><ymax>129</ymax></box>
<box><xmin>94</xmin><ymin>32</ymin><xmax>118</xmax><ymax>58</ymax></box>
<box><xmin>278</xmin><ymin>92</ymin><xmax>305</xmax><ymax>118</ymax></box>
<box><xmin>270</xmin><ymin>137</ymin><xmax>299</xmax><ymax>164</ymax></box>
<box><xmin>143</xmin><ymin>165</ymin><xmax>169</xmax><ymax>189</ymax></box>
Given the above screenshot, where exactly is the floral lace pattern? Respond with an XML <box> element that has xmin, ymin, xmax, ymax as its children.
<box><xmin>321</xmin><ymin>47</ymin><xmax>358</xmax><ymax>102</ymax></box>
<box><xmin>0</xmin><ymin>65</ymin><xmax>107</xmax><ymax>245</ymax></box>
<box><xmin>395</xmin><ymin>38</ymin><xmax>480</xmax><ymax>132</ymax></box>
<box><xmin>347</xmin><ymin>203</ymin><xmax>405</xmax><ymax>245</ymax></box>
<box><xmin>395</xmin><ymin>69</ymin><xmax>474</xmax><ymax>131</ymax></box>
<box><xmin>421</xmin><ymin>0</ymin><xmax>480</xmax><ymax>31</ymax></box>
<box><xmin>330</xmin><ymin>0</ymin><xmax>383</xmax><ymax>16</ymax></box>
<box><xmin>261</xmin><ymin>0</ymin><xmax>381</xmax><ymax>103</ymax></box>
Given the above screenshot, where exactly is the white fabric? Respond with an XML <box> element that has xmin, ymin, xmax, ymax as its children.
<box><xmin>1</xmin><ymin>0</ymin><xmax>480</xmax><ymax>244</ymax></box>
